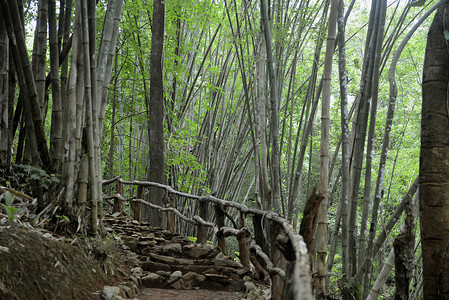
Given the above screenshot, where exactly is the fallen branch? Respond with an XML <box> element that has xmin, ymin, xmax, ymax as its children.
<box><xmin>0</xmin><ymin>186</ymin><xmax>34</xmax><ymax>201</ymax></box>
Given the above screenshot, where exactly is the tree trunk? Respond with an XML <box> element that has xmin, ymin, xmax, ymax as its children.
<box><xmin>62</xmin><ymin>1</ymin><xmax>82</xmax><ymax>209</ymax></box>
<box><xmin>337</xmin><ymin>0</ymin><xmax>351</xmax><ymax>290</ymax></box>
<box><xmin>348</xmin><ymin>0</ymin><xmax>383</xmax><ymax>281</ymax></box>
<box><xmin>394</xmin><ymin>191</ymin><xmax>415</xmax><ymax>300</ymax></box>
<box><xmin>147</xmin><ymin>0</ymin><xmax>166</xmax><ymax>227</ymax></box>
<box><xmin>421</xmin><ymin>3</ymin><xmax>449</xmax><ymax>298</ymax></box>
<box><xmin>0</xmin><ymin>0</ymin><xmax>50</xmax><ymax>168</ymax></box>
<box><xmin>260</xmin><ymin>0</ymin><xmax>281</xmax><ymax>214</ymax></box>
<box><xmin>357</xmin><ymin>2</ymin><xmax>438</xmax><ymax>296</ymax></box>
<box><xmin>299</xmin><ymin>186</ymin><xmax>323</xmax><ymax>272</ymax></box>
<box><xmin>361</xmin><ymin>2</ymin><xmax>387</xmax><ymax>298</ymax></box>
<box><xmin>80</xmin><ymin>0</ymin><xmax>99</xmax><ymax>235</ymax></box>
<box><xmin>60</xmin><ymin>0</ymin><xmax>72</xmax><ymax>110</ymax></box>
<box><xmin>288</xmin><ymin>1</ymin><xmax>329</xmax><ymax>229</ymax></box>
<box><xmin>367</xmin><ymin>189</ymin><xmax>419</xmax><ymax>300</ymax></box>
<box><xmin>255</xmin><ymin>32</ymin><xmax>271</xmax><ymax>210</ymax></box>
<box><xmin>0</xmin><ymin>7</ymin><xmax>9</xmax><ymax>168</ymax></box>
<box><xmin>48</xmin><ymin>0</ymin><xmax>63</xmax><ymax>171</ymax></box>
<box><xmin>316</xmin><ymin>0</ymin><xmax>337</xmax><ymax>297</ymax></box>
<box><xmin>31</xmin><ymin>0</ymin><xmax>47</xmax><ymax>119</ymax></box>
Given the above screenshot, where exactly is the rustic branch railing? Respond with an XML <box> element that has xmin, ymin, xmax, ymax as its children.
<box><xmin>102</xmin><ymin>176</ymin><xmax>313</xmax><ymax>300</ymax></box>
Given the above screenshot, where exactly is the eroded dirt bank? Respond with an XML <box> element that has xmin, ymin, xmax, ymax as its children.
<box><xmin>0</xmin><ymin>225</ymin><xmax>124</xmax><ymax>300</ymax></box>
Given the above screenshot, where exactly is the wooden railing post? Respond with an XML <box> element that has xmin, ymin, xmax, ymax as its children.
<box><xmin>196</xmin><ymin>199</ymin><xmax>208</xmax><ymax>244</ymax></box>
<box><xmin>131</xmin><ymin>185</ymin><xmax>143</xmax><ymax>221</ymax></box>
<box><xmin>238</xmin><ymin>211</ymin><xmax>247</xmax><ymax>228</ymax></box>
<box><xmin>253</xmin><ymin>214</ymin><xmax>270</xmax><ymax>255</ymax></box>
<box><xmin>114</xmin><ymin>179</ymin><xmax>124</xmax><ymax>214</ymax></box>
<box><xmin>237</xmin><ymin>227</ymin><xmax>251</xmax><ymax>268</ymax></box>
<box><xmin>270</xmin><ymin>222</ymin><xmax>287</xmax><ymax>300</ymax></box>
<box><xmin>249</xmin><ymin>244</ymin><xmax>269</xmax><ymax>282</ymax></box>
<box><xmin>166</xmin><ymin>193</ymin><xmax>175</xmax><ymax>232</ymax></box>
<box><xmin>215</xmin><ymin>204</ymin><xmax>227</xmax><ymax>254</ymax></box>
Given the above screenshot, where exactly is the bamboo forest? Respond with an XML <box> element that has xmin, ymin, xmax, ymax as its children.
<box><xmin>1</xmin><ymin>0</ymin><xmax>449</xmax><ymax>299</ymax></box>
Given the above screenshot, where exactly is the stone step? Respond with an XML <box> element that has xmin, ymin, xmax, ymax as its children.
<box><xmin>141</xmin><ymin>258</ymin><xmax>248</xmax><ymax>274</ymax></box>
<box><xmin>139</xmin><ymin>269</ymin><xmax>248</xmax><ymax>292</ymax></box>
<box><xmin>103</xmin><ymin>214</ymin><xmax>259</xmax><ymax>296</ymax></box>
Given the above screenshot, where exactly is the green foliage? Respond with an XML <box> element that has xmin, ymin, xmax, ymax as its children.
<box><xmin>0</xmin><ymin>192</ymin><xmax>17</xmax><ymax>223</ymax></box>
<box><xmin>187</xmin><ymin>236</ymin><xmax>197</xmax><ymax>243</ymax></box>
<box><xmin>16</xmin><ymin>164</ymin><xmax>60</xmax><ymax>190</ymax></box>
<box><xmin>166</xmin><ymin>123</ymin><xmax>210</xmax><ymax>193</ymax></box>
<box><xmin>186</xmin><ymin>236</ymin><xmax>212</xmax><ymax>244</ymax></box>
<box><xmin>56</xmin><ymin>215</ymin><xmax>70</xmax><ymax>223</ymax></box>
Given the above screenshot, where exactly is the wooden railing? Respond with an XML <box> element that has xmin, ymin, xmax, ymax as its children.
<box><xmin>102</xmin><ymin>176</ymin><xmax>313</xmax><ymax>300</ymax></box>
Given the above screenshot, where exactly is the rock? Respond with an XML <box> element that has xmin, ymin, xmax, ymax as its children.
<box><xmin>236</xmin><ymin>267</ymin><xmax>250</xmax><ymax>276</ymax></box>
<box><xmin>147</xmin><ymin>245</ymin><xmax>163</xmax><ymax>254</ymax></box>
<box><xmin>181</xmin><ymin>272</ymin><xmax>205</xmax><ymax>289</ymax></box>
<box><xmin>126</xmin><ymin>253</ymin><xmax>140</xmax><ymax>267</ymax></box>
<box><xmin>203</xmin><ymin>281</ymin><xmax>227</xmax><ymax>290</ymax></box>
<box><xmin>203</xmin><ymin>268</ymin><xmax>218</xmax><ymax>274</ymax></box>
<box><xmin>244</xmin><ymin>281</ymin><xmax>265</xmax><ymax>300</ymax></box>
<box><xmin>228</xmin><ymin>272</ymin><xmax>240</xmax><ymax>281</ymax></box>
<box><xmin>102</xmin><ymin>286</ymin><xmax>123</xmax><ymax>300</ymax></box>
<box><xmin>162</xmin><ymin>243</ymin><xmax>182</xmax><ymax>254</ymax></box>
<box><xmin>207</xmin><ymin>248</ymin><xmax>221</xmax><ymax>258</ymax></box>
<box><xmin>175</xmin><ymin>257</ymin><xmax>201</xmax><ymax>265</ymax></box>
<box><xmin>204</xmin><ymin>273</ymin><xmax>231</xmax><ymax>284</ymax></box>
<box><xmin>119</xmin><ymin>284</ymin><xmax>135</xmax><ymax>298</ymax></box>
<box><xmin>129</xmin><ymin>275</ymin><xmax>139</xmax><ymax>286</ymax></box>
<box><xmin>162</xmin><ymin>230</ymin><xmax>174</xmax><ymax>238</ymax></box>
<box><xmin>141</xmin><ymin>273</ymin><xmax>162</xmax><ymax>287</ymax></box>
<box><xmin>150</xmin><ymin>253</ymin><xmax>176</xmax><ymax>264</ymax></box>
<box><xmin>156</xmin><ymin>270</ymin><xmax>171</xmax><ymax>277</ymax></box>
<box><xmin>168</xmin><ymin>270</ymin><xmax>182</xmax><ymax>284</ymax></box>
<box><xmin>137</xmin><ymin>240</ymin><xmax>157</xmax><ymax>246</ymax></box>
<box><xmin>171</xmin><ymin>235</ymin><xmax>188</xmax><ymax>244</ymax></box>
<box><xmin>228</xmin><ymin>279</ymin><xmax>245</xmax><ymax>292</ymax></box>
<box><xmin>171</xmin><ymin>280</ymin><xmax>183</xmax><ymax>290</ymax></box>
<box><xmin>214</xmin><ymin>252</ymin><xmax>228</xmax><ymax>259</ymax></box>
<box><xmin>183</xmin><ymin>244</ymin><xmax>195</xmax><ymax>250</ymax></box>
<box><xmin>185</xmin><ymin>245</ymin><xmax>210</xmax><ymax>258</ymax></box>
<box><xmin>141</xmin><ymin>260</ymin><xmax>171</xmax><ymax>272</ymax></box>
<box><xmin>131</xmin><ymin>267</ymin><xmax>143</xmax><ymax>278</ymax></box>
<box><xmin>214</xmin><ymin>258</ymin><xmax>243</xmax><ymax>268</ymax></box>
<box><xmin>42</xmin><ymin>233</ymin><xmax>55</xmax><ymax>240</ymax></box>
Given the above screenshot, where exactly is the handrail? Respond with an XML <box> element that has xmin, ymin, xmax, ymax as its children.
<box><xmin>102</xmin><ymin>177</ymin><xmax>313</xmax><ymax>300</ymax></box>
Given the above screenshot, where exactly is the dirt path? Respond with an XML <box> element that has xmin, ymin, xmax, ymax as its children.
<box><xmin>137</xmin><ymin>288</ymin><xmax>245</xmax><ymax>300</ymax></box>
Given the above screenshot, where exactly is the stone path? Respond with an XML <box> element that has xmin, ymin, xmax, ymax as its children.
<box><xmin>137</xmin><ymin>288</ymin><xmax>245</xmax><ymax>300</ymax></box>
<box><xmin>102</xmin><ymin>214</ymin><xmax>268</xmax><ymax>300</ymax></box>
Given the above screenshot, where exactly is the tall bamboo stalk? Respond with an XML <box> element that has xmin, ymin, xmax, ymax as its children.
<box><xmin>316</xmin><ymin>0</ymin><xmax>337</xmax><ymax>297</ymax></box>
